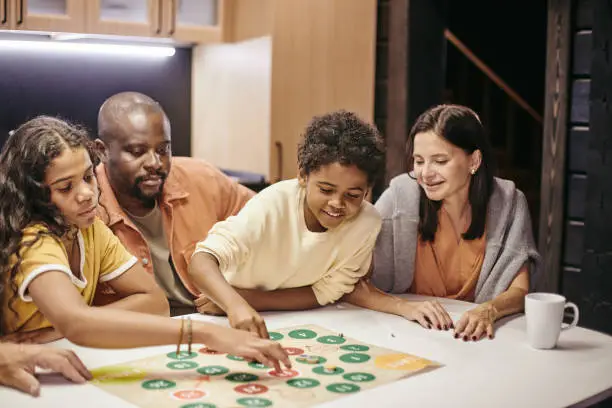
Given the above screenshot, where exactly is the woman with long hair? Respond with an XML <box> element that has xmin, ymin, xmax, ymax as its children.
<box><xmin>357</xmin><ymin>104</ymin><xmax>540</xmax><ymax>341</ymax></box>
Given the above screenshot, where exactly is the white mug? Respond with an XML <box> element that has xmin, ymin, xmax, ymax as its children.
<box><xmin>525</xmin><ymin>293</ymin><xmax>579</xmax><ymax>349</ymax></box>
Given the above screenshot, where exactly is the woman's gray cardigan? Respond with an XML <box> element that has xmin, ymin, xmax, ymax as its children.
<box><xmin>371</xmin><ymin>174</ymin><xmax>541</xmax><ymax>303</ymax></box>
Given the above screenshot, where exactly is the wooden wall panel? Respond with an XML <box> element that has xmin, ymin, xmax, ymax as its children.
<box><xmin>572</xmin><ymin>30</ymin><xmax>592</xmax><ymax>75</ymax></box>
<box><xmin>538</xmin><ymin>0</ymin><xmax>572</xmax><ymax>292</ymax></box>
<box><xmin>570</xmin><ymin>79</ymin><xmax>591</xmax><ymax>123</ymax></box>
<box><xmin>568</xmin><ymin>126</ymin><xmax>589</xmax><ymax>172</ymax></box>
<box><xmin>269</xmin><ymin>0</ymin><xmax>378</xmax><ymax>181</ymax></box>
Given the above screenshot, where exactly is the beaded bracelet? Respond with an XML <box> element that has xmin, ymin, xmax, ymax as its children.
<box><xmin>176</xmin><ymin>318</ymin><xmax>185</xmax><ymax>357</ymax></box>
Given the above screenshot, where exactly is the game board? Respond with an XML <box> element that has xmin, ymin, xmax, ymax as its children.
<box><xmin>90</xmin><ymin>324</ymin><xmax>440</xmax><ymax>408</ymax></box>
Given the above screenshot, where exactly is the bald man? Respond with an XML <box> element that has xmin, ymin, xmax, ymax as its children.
<box><xmin>94</xmin><ymin>92</ymin><xmax>254</xmax><ymax>316</ymax></box>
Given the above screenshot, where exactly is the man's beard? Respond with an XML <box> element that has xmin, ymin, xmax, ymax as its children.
<box><xmin>131</xmin><ymin>172</ymin><xmax>167</xmax><ymax>209</ymax></box>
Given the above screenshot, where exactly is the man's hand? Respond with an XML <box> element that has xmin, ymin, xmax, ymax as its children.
<box><xmin>194</xmin><ymin>295</ymin><xmax>226</xmax><ymax>316</ymax></box>
<box><xmin>0</xmin><ymin>343</ymin><xmax>91</xmax><ymax>396</ymax></box>
<box><xmin>227</xmin><ymin>302</ymin><xmax>269</xmax><ymax>339</ymax></box>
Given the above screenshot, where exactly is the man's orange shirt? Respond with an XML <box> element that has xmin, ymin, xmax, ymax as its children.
<box><xmin>95</xmin><ymin>157</ymin><xmax>254</xmax><ymax>298</ymax></box>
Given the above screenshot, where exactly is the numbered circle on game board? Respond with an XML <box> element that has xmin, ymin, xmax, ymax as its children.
<box><xmin>343</xmin><ymin>372</ymin><xmax>376</xmax><ymax>382</ymax></box>
<box><xmin>339</xmin><ymin>353</ymin><xmax>371</xmax><ymax>364</ymax></box>
<box><xmin>248</xmin><ymin>361</ymin><xmax>270</xmax><ymax>370</ymax></box>
<box><xmin>197</xmin><ymin>365</ymin><xmax>230</xmax><ymax>376</ymax></box>
<box><xmin>316</xmin><ymin>335</ymin><xmax>346</xmax><ymax>345</ymax></box>
<box><xmin>180</xmin><ymin>404</ymin><xmax>217</xmax><ymax>408</ymax></box>
<box><xmin>340</xmin><ymin>344</ymin><xmax>370</xmax><ymax>352</ymax></box>
<box><xmin>236</xmin><ymin>397</ymin><xmax>273</xmax><ymax>407</ymax></box>
<box><xmin>283</xmin><ymin>347</ymin><xmax>305</xmax><ymax>356</ymax></box>
<box><xmin>374</xmin><ymin>353</ymin><xmax>432</xmax><ymax>371</ymax></box>
<box><xmin>167</xmin><ymin>361</ymin><xmax>199</xmax><ymax>370</ymax></box>
<box><xmin>141</xmin><ymin>379</ymin><xmax>176</xmax><ymax>390</ymax></box>
<box><xmin>268</xmin><ymin>332</ymin><xmax>284</xmax><ymax>340</ymax></box>
<box><xmin>235</xmin><ymin>383</ymin><xmax>269</xmax><ymax>395</ymax></box>
<box><xmin>167</xmin><ymin>351</ymin><xmax>198</xmax><ymax>360</ymax></box>
<box><xmin>226</xmin><ymin>373</ymin><xmax>260</xmax><ymax>383</ymax></box>
<box><xmin>288</xmin><ymin>329</ymin><xmax>317</xmax><ymax>339</ymax></box>
<box><xmin>227</xmin><ymin>354</ymin><xmax>246</xmax><ymax>362</ymax></box>
<box><xmin>313</xmin><ymin>366</ymin><xmax>345</xmax><ymax>375</ymax></box>
<box><xmin>171</xmin><ymin>389</ymin><xmax>207</xmax><ymax>401</ymax></box>
<box><xmin>267</xmin><ymin>368</ymin><xmax>299</xmax><ymax>378</ymax></box>
<box><xmin>287</xmin><ymin>378</ymin><xmax>321</xmax><ymax>389</ymax></box>
<box><xmin>326</xmin><ymin>383</ymin><xmax>361</xmax><ymax>394</ymax></box>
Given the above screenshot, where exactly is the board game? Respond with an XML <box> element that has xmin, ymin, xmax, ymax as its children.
<box><xmin>90</xmin><ymin>324</ymin><xmax>440</xmax><ymax>408</ymax></box>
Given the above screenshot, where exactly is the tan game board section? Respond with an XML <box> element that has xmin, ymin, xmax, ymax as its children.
<box><xmin>90</xmin><ymin>324</ymin><xmax>440</xmax><ymax>408</ymax></box>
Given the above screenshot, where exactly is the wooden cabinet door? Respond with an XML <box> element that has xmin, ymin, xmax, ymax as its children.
<box><xmin>0</xmin><ymin>0</ymin><xmax>14</xmax><ymax>29</ymax></box>
<box><xmin>165</xmin><ymin>0</ymin><xmax>222</xmax><ymax>43</ymax></box>
<box><xmin>87</xmin><ymin>0</ymin><xmax>162</xmax><ymax>37</ymax></box>
<box><xmin>14</xmin><ymin>0</ymin><xmax>86</xmax><ymax>32</ymax></box>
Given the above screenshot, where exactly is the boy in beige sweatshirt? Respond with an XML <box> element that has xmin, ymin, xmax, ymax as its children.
<box><xmin>188</xmin><ymin>110</ymin><xmax>384</xmax><ymax>338</ymax></box>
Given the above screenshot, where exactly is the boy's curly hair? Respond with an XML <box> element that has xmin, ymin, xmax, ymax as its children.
<box><xmin>297</xmin><ymin>110</ymin><xmax>385</xmax><ymax>185</ymax></box>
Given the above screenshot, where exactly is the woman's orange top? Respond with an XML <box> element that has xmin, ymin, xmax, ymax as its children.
<box><xmin>410</xmin><ymin>208</ymin><xmax>486</xmax><ymax>301</ymax></box>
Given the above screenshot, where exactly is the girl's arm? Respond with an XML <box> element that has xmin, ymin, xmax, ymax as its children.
<box><xmin>26</xmin><ymin>270</ymin><xmax>291</xmax><ymax>370</ymax></box>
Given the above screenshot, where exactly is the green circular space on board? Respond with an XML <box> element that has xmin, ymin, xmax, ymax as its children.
<box><xmin>340</xmin><ymin>344</ymin><xmax>370</xmax><ymax>352</ymax></box>
<box><xmin>226</xmin><ymin>373</ymin><xmax>259</xmax><ymax>383</ymax></box>
<box><xmin>268</xmin><ymin>332</ymin><xmax>284</xmax><ymax>340</ymax></box>
<box><xmin>181</xmin><ymin>404</ymin><xmax>217</xmax><ymax>408</ymax></box>
<box><xmin>227</xmin><ymin>354</ymin><xmax>246</xmax><ymax>362</ymax></box>
<box><xmin>326</xmin><ymin>383</ymin><xmax>361</xmax><ymax>393</ymax></box>
<box><xmin>313</xmin><ymin>366</ymin><xmax>344</xmax><ymax>375</ymax></box>
<box><xmin>196</xmin><ymin>365</ymin><xmax>230</xmax><ymax>376</ymax></box>
<box><xmin>339</xmin><ymin>353</ymin><xmax>371</xmax><ymax>363</ymax></box>
<box><xmin>296</xmin><ymin>355</ymin><xmax>327</xmax><ymax>365</ymax></box>
<box><xmin>167</xmin><ymin>360</ymin><xmax>199</xmax><ymax>370</ymax></box>
<box><xmin>343</xmin><ymin>372</ymin><xmax>376</xmax><ymax>382</ymax></box>
<box><xmin>288</xmin><ymin>329</ymin><xmax>317</xmax><ymax>339</ymax></box>
<box><xmin>141</xmin><ymin>379</ymin><xmax>176</xmax><ymax>390</ymax></box>
<box><xmin>236</xmin><ymin>397</ymin><xmax>273</xmax><ymax>407</ymax></box>
<box><xmin>167</xmin><ymin>351</ymin><xmax>198</xmax><ymax>360</ymax></box>
<box><xmin>248</xmin><ymin>361</ymin><xmax>270</xmax><ymax>369</ymax></box>
<box><xmin>316</xmin><ymin>335</ymin><xmax>347</xmax><ymax>344</ymax></box>
<box><xmin>286</xmin><ymin>378</ymin><xmax>320</xmax><ymax>389</ymax></box>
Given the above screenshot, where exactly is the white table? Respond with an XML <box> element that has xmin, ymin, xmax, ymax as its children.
<box><xmin>2</xmin><ymin>295</ymin><xmax>612</xmax><ymax>408</ymax></box>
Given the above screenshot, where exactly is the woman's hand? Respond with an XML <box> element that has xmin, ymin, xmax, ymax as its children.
<box><xmin>400</xmin><ymin>300</ymin><xmax>454</xmax><ymax>330</ymax></box>
<box><xmin>0</xmin><ymin>343</ymin><xmax>91</xmax><ymax>396</ymax></box>
<box><xmin>453</xmin><ymin>303</ymin><xmax>498</xmax><ymax>341</ymax></box>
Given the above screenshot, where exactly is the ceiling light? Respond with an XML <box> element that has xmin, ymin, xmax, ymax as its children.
<box><xmin>0</xmin><ymin>40</ymin><xmax>176</xmax><ymax>57</ymax></box>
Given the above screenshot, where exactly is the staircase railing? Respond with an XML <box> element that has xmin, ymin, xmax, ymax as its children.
<box><xmin>444</xmin><ymin>29</ymin><xmax>543</xmax><ymax>124</ymax></box>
